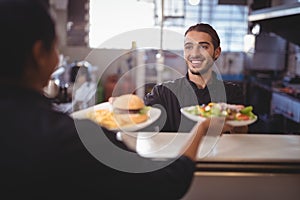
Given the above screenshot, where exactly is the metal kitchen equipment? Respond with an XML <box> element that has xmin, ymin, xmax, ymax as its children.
<box><xmin>69</xmin><ymin>60</ymin><xmax>92</xmax><ymax>84</ymax></box>
<box><xmin>245</xmin><ymin>33</ymin><xmax>287</xmax><ymax>72</ymax></box>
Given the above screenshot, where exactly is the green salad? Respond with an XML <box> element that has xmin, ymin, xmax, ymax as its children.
<box><xmin>184</xmin><ymin>102</ymin><xmax>256</xmax><ymax>121</ymax></box>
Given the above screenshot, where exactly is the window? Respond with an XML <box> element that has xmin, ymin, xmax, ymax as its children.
<box><xmin>89</xmin><ymin>0</ymin><xmax>154</xmax><ymax>49</ymax></box>
<box><xmin>89</xmin><ymin>0</ymin><xmax>248</xmax><ymax>51</ymax></box>
<box><xmin>184</xmin><ymin>0</ymin><xmax>248</xmax><ymax>51</ymax></box>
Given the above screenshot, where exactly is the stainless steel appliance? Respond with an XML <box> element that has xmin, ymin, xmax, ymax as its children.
<box><xmin>245</xmin><ymin>33</ymin><xmax>287</xmax><ymax>72</ymax></box>
<box><xmin>271</xmin><ymin>91</ymin><xmax>300</xmax><ymax>123</ymax></box>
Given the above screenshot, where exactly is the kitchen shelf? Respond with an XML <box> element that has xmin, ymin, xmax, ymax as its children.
<box><xmin>249</xmin><ymin>2</ymin><xmax>300</xmax><ymax>22</ymax></box>
<box><xmin>248</xmin><ymin>2</ymin><xmax>300</xmax><ymax>45</ymax></box>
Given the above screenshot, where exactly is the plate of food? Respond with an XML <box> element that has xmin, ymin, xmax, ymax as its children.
<box><xmin>71</xmin><ymin>94</ymin><xmax>161</xmax><ymax>132</ymax></box>
<box><xmin>180</xmin><ymin>102</ymin><xmax>257</xmax><ymax>127</ymax></box>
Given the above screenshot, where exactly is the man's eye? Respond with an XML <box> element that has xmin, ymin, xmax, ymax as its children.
<box><xmin>184</xmin><ymin>45</ymin><xmax>193</xmax><ymax>50</ymax></box>
<box><xmin>199</xmin><ymin>45</ymin><xmax>208</xmax><ymax>49</ymax></box>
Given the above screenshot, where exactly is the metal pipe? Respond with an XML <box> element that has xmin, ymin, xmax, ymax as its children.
<box><xmin>160</xmin><ymin>0</ymin><xmax>164</xmax><ymax>51</ymax></box>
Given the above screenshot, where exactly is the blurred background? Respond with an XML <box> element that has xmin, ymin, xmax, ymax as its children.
<box><xmin>47</xmin><ymin>0</ymin><xmax>300</xmax><ymax>134</ymax></box>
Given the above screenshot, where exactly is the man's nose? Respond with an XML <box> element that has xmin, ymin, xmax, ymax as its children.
<box><xmin>191</xmin><ymin>45</ymin><xmax>202</xmax><ymax>55</ymax></box>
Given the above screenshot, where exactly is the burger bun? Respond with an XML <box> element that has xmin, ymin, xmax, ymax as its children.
<box><xmin>112</xmin><ymin>94</ymin><xmax>149</xmax><ymax>126</ymax></box>
<box><xmin>114</xmin><ymin>113</ymin><xmax>148</xmax><ymax>126</ymax></box>
<box><xmin>113</xmin><ymin>94</ymin><xmax>145</xmax><ymax>110</ymax></box>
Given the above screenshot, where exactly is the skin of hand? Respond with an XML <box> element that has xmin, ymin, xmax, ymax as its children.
<box><xmin>181</xmin><ymin>117</ymin><xmax>231</xmax><ymax>161</ymax></box>
<box><xmin>108</xmin><ymin>97</ymin><xmax>115</xmax><ymax>104</ymax></box>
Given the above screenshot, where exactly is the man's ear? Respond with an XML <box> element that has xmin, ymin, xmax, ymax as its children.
<box><xmin>214</xmin><ymin>46</ymin><xmax>221</xmax><ymax>61</ymax></box>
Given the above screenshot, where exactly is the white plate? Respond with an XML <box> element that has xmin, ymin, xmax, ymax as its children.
<box><xmin>225</xmin><ymin>116</ymin><xmax>257</xmax><ymax>127</ymax></box>
<box><xmin>71</xmin><ymin>102</ymin><xmax>161</xmax><ymax>132</ymax></box>
<box><xmin>117</xmin><ymin>131</ymin><xmax>220</xmax><ymax>159</ymax></box>
<box><xmin>180</xmin><ymin>106</ymin><xmax>257</xmax><ymax>127</ymax></box>
<box><xmin>180</xmin><ymin>107</ymin><xmax>207</xmax><ymax>123</ymax></box>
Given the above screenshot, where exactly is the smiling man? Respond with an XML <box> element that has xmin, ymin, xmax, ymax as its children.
<box><xmin>184</xmin><ymin>24</ymin><xmax>221</xmax><ymax>88</ymax></box>
<box><xmin>144</xmin><ymin>23</ymin><xmax>245</xmax><ymax>132</ymax></box>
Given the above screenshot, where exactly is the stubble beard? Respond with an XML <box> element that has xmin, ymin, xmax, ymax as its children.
<box><xmin>186</xmin><ymin>53</ymin><xmax>215</xmax><ymax>76</ymax></box>
<box><xmin>186</xmin><ymin>61</ymin><xmax>212</xmax><ymax>76</ymax></box>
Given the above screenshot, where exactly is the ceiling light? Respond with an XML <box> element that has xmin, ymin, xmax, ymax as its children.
<box><xmin>188</xmin><ymin>0</ymin><xmax>200</xmax><ymax>6</ymax></box>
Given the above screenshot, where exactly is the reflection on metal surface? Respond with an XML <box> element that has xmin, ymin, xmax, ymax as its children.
<box><xmin>249</xmin><ymin>4</ymin><xmax>300</xmax><ymax>21</ymax></box>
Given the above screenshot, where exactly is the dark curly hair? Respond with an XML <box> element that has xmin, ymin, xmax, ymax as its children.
<box><xmin>185</xmin><ymin>23</ymin><xmax>220</xmax><ymax>49</ymax></box>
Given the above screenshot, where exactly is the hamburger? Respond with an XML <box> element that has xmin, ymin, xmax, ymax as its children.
<box><xmin>112</xmin><ymin>94</ymin><xmax>149</xmax><ymax>126</ymax></box>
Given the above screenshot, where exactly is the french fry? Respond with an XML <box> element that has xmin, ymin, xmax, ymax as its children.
<box><xmin>86</xmin><ymin>109</ymin><xmax>118</xmax><ymax>129</ymax></box>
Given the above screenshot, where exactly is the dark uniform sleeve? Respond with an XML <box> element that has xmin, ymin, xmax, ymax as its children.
<box><xmin>53</xmin><ymin>118</ymin><xmax>196</xmax><ymax>199</ymax></box>
<box><xmin>144</xmin><ymin>84</ymin><xmax>163</xmax><ymax>106</ymax></box>
<box><xmin>144</xmin><ymin>85</ymin><xmax>169</xmax><ymax>131</ymax></box>
<box><xmin>112</xmin><ymin>156</ymin><xmax>196</xmax><ymax>200</ymax></box>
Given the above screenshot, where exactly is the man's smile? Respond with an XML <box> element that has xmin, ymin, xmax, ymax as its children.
<box><xmin>189</xmin><ymin>58</ymin><xmax>204</xmax><ymax>68</ymax></box>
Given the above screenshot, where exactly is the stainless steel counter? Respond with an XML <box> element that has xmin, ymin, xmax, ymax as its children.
<box><xmin>196</xmin><ymin>134</ymin><xmax>300</xmax><ymax>173</ymax></box>
<box><xmin>201</xmin><ymin>134</ymin><xmax>300</xmax><ymax>162</ymax></box>
<box><xmin>119</xmin><ymin>132</ymin><xmax>300</xmax><ymax>200</ymax></box>
<box><xmin>119</xmin><ymin>132</ymin><xmax>300</xmax><ymax>172</ymax></box>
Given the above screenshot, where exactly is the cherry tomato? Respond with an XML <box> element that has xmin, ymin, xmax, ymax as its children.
<box><xmin>235</xmin><ymin>113</ymin><xmax>250</xmax><ymax>121</ymax></box>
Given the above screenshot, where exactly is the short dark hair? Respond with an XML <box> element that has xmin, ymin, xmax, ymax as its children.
<box><xmin>0</xmin><ymin>0</ymin><xmax>56</xmax><ymax>79</ymax></box>
<box><xmin>184</xmin><ymin>23</ymin><xmax>220</xmax><ymax>49</ymax></box>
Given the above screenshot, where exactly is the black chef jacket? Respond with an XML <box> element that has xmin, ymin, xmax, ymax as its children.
<box><xmin>144</xmin><ymin>72</ymin><xmax>245</xmax><ymax>132</ymax></box>
<box><xmin>0</xmin><ymin>85</ymin><xmax>195</xmax><ymax>200</ymax></box>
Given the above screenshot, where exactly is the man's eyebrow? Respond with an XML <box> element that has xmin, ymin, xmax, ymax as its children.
<box><xmin>184</xmin><ymin>42</ymin><xmax>194</xmax><ymax>45</ymax></box>
<box><xmin>184</xmin><ymin>41</ymin><xmax>211</xmax><ymax>46</ymax></box>
<box><xmin>198</xmin><ymin>41</ymin><xmax>210</xmax><ymax>45</ymax></box>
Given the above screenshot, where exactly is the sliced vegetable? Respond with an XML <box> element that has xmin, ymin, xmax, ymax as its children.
<box><xmin>139</xmin><ymin>106</ymin><xmax>151</xmax><ymax>114</ymax></box>
<box><xmin>240</xmin><ymin>106</ymin><xmax>253</xmax><ymax>114</ymax></box>
<box><xmin>235</xmin><ymin>113</ymin><xmax>250</xmax><ymax>120</ymax></box>
<box><xmin>184</xmin><ymin>103</ymin><xmax>256</xmax><ymax>121</ymax></box>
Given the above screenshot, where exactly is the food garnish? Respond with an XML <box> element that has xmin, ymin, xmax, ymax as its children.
<box><xmin>184</xmin><ymin>102</ymin><xmax>256</xmax><ymax>121</ymax></box>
